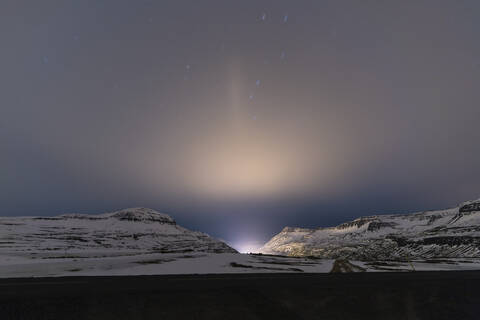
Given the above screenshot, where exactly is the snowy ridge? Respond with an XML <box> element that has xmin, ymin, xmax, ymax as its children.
<box><xmin>260</xmin><ymin>198</ymin><xmax>480</xmax><ymax>260</ymax></box>
<box><xmin>58</xmin><ymin>208</ymin><xmax>176</xmax><ymax>224</ymax></box>
<box><xmin>0</xmin><ymin>208</ymin><xmax>236</xmax><ymax>256</ymax></box>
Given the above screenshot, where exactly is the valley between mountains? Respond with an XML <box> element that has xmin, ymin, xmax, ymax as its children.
<box><xmin>1</xmin><ymin>199</ymin><xmax>480</xmax><ymax>277</ymax></box>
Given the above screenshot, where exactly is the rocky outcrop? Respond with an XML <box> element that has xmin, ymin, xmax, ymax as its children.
<box><xmin>460</xmin><ymin>199</ymin><xmax>480</xmax><ymax>213</ymax></box>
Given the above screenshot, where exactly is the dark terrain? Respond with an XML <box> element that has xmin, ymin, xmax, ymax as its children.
<box><xmin>1</xmin><ymin>272</ymin><xmax>480</xmax><ymax>320</ymax></box>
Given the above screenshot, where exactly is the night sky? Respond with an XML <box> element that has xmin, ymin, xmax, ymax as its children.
<box><xmin>2</xmin><ymin>1</ymin><xmax>480</xmax><ymax>251</ymax></box>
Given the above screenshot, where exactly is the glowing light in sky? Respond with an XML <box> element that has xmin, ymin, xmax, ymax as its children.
<box><xmin>189</xmin><ymin>135</ymin><xmax>295</xmax><ymax>198</ymax></box>
<box><xmin>233</xmin><ymin>240</ymin><xmax>262</xmax><ymax>254</ymax></box>
<box><xmin>183</xmin><ymin>63</ymin><xmax>301</xmax><ymax>199</ymax></box>
<box><xmin>138</xmin><ymin>61</ymin><xmax>352</xmax><ymax>204</ymax></box>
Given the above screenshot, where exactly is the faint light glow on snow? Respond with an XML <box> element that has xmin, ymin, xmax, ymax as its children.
<box><xmin>234</xmin><ymin>240</ymin><xmax>262</xmax><ymax>254</ymax></box>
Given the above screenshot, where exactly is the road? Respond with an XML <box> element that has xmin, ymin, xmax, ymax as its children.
<box><xmin>1</xmin><ymin>271</ymin><xmax>480</xmax><ymax>319</ymax></box>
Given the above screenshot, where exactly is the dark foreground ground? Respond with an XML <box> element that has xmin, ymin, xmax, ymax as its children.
<box><xmin>1</xmin><ymin>271</ymin><xmax>480</xmax><ymax>320</ymax></box>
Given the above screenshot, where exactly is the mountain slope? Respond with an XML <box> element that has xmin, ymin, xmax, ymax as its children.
<box><xmin>259</xmin><ymin>199</ymin><xmax>480</xmax><ymax>260</ymax></box>
<box><xmin>0</xmin><ymin>207</ymin><xmax>237</xmax><ymax>257</ymax></box>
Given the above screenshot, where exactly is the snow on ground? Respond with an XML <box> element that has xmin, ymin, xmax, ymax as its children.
<box><xmin>355</xmin><ymin>258</ymin><xmax>480</xmax><ymax>272</ymax></box>
<box><xmin>0</xmin><ymin>253</ymin><xmax>334</xmax><ymax>278</ymax></box>
<box><xmin>1</xmin><ymin>252</ymin><xmax>480</xmax><ymax>278</ymax></box>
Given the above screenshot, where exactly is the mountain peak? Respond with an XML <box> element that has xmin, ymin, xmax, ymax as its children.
<box><xmin>281</xmin><ymin>226</ymin><xmax>311</xmax><ymax>233</ymax></box>
<box><xmin>108</xmin><ymin>208</ymin><xmax>175</xmax><ymax>224</ymax></box>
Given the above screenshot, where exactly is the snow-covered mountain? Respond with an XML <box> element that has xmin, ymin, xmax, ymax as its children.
<box><xmin>0</xmin><ymin>207</ymin><xmax>237</xmax><ymax>256</ymax></box>
<box><xmin>260</xmin><ymin>198</ymin><xmax>480</xmax><ymax>260</ymax></box>
<box><xmin>2</xmin><ymin>206</ymin><xmax>480</xmax><ymax>277</ymax></box>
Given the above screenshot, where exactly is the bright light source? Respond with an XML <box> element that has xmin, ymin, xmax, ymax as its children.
<box><xmin>233</xmin><ymin>241</ymin><xmax>262</xmax><ymax>254</ymax></box>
